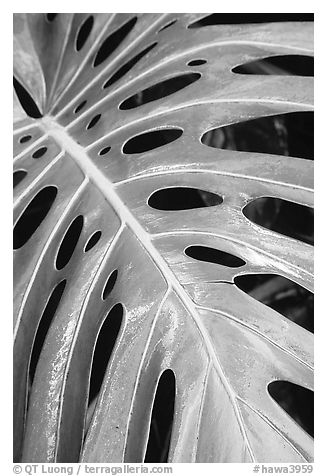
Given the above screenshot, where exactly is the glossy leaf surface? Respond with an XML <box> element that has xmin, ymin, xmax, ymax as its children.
<box><xmin>13</xmin><ymin>13</ymin><xmax>313</xmax><ymax>463</ymax></box>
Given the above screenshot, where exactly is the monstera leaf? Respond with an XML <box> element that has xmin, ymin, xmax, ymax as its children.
<box><xmin>13</xmin><ymin>13</ymin><xmax>313</xmax><ymax>463</ymax></box>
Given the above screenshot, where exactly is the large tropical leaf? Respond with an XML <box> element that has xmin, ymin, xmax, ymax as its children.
<box><xmin>13</xmin><ymin>13</ymin><xmax>313</xmax><ymax>463</ymax></box>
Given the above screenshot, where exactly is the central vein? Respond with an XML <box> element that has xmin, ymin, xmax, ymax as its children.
<box><xmin>40</xmin><ymin>114</ymin><xmax>254</xmax><ymax>459</ymax></box>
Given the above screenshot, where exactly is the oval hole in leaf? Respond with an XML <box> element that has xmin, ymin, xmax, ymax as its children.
<box><xmin>13</xmin><ymin>170</ymin><xmax>27</xmax><ymax>188</ymax></box>
<box><xmin>98</xmin><ymin>146</ymin><xmax>111</xmax><ymax>156</ymax></box>
<box><xmin>201</xmin><ymin>112</ymin><xmax>313</xmax><ymax>160</ymax></box>
<box><xmin>14</xmin><ymin>186</ymin><xmax>58</xmax><ymax>249</ymax></box>
<box><xmin>188</xmin><ymin>13</ymin><xmax>314</xmax><ymax>28</ymax></box>
<box><xmin>84</xmin><ymin>231</ymin><xmax>102</xmax><ymax>252</ymax></box>
<box><xmin>13</xmin><ymin>77</ymin><xmax>42</xmax><ymax>118</ymax></box>
<box><xmin>233</xmin><ymin>55</ymin><xmax>313</xmax><ymax>77</ymax></box>
<box><xmin>29</xmin><ymin>280</ymin><xmax>66</xmax><ymax>386</ymax></box>
<box><xmin>87</xmin><ymin>114</ymin><xmax>101</xmax><ymax>130</ymax></box>
<box><xmin>32</xmin><ymin>146</ymin><xmax>47</xmax><ymax>159</ymax></box>
<box><xmin>76</xmin><ymin>16</ymin><xmax>94</xmax><ymax>51</ymax></box>
<box><xmin>185</xmin><ymin>246</ymin><xmax>245</xmax><ymax>268</ymax></box>
<box><xmin>102</xmin><ymin>269</ymin><xmax>118</xmax><ymax>300</ymax></box>
<box><xmin>188</xmin><ymin>59</ymin><xmax>207</xmax><ymax>66</ymax></box>
<box><xmin>123</xmin><ymin>129</ymin><xmax>182</xmax><ymax>154</ymax></box>
<box><xmin>235</xmin><ymin>274</ymin><xmax>313</xmax><ymax>332</ymax></box>
<box><xmin>55</xmin><ymin>215</ymin><xmax>84</xmax><ymax>270</ymax></box>
<box><xmin>74</xmin><ymin>100</ymin><xmax>87</xmax><ymax>114</ymax></box>
<box><xmin>268</xmin><ymin>381</ymin><xmax>313</xmax><ymax>437</ymax></box>
<box><xmin>103</xmin><ymin>43</ymin><xmax>157</xmax><ymax>89</ymax></box>
<box><xmin>93</xmin><ymin>17</ymin><xmax>137</xmax><ymax>67</ymax></box>
<box><xmin>87</xmin><ymin>303</ymin><xmax>124</xmax><ymax>409</ymax></box>
<box><xmin>46</xmin><ymin>13</ymin><xmax>58</xmax><ymax>22</ymax></box>
<box><xmin>243</xmin><ymin>197</ymin><xmax>313</xmax><ymax>245</ymax></box>
<box><xmin>148</xmin><ymin>187</ymin><xmax>222</xmax><ymax>211</ymax></box>
<box><xmin>158</xmin><ymin>20</ymin><xmax>177</xmax><ymax>32</ymax></box>
<box><xmin>144</xmin><ymin>369</ymin><xmax>176</xmax><ymax>463</ymax></box>
<box><xmin>19</xmin><ymin>135</ymin><xmax>32</xmax><ymax>144</ymax></box>
<box><xmin>120</xmin><ymin>73</ymin><xmax>201</xmax><ymax>110</ymax></box>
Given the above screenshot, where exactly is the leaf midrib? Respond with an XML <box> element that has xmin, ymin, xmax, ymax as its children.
<box><xmin>41</xmin><ymin>114</ymin><xmax>255</xmax><ymax>461</ymax></box>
